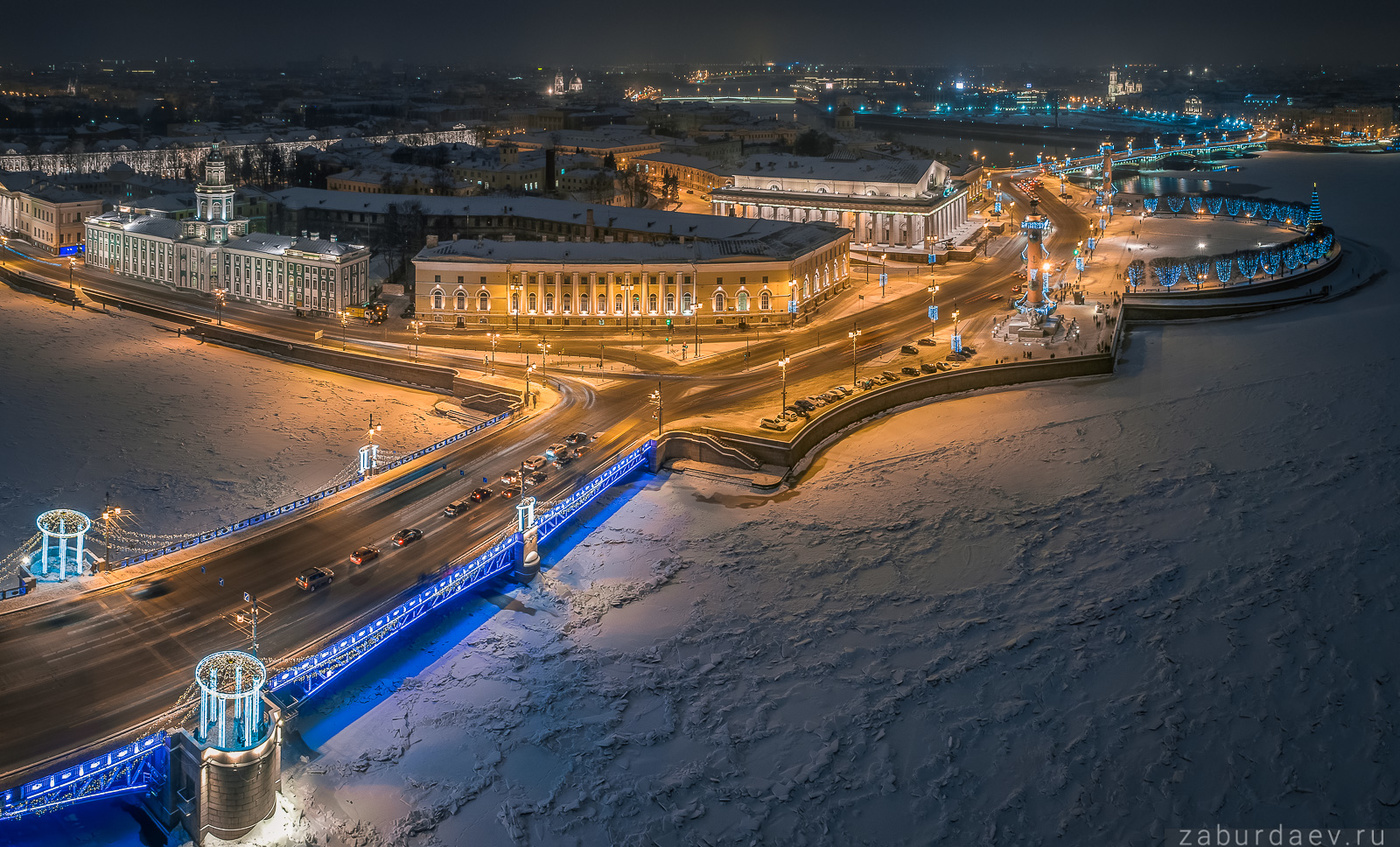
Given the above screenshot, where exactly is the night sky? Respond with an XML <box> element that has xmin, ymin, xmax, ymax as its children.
<box><xmin>8</xmin><ymin>1</ymin><xmax>1393</xmax><ymax>68</ymax></box>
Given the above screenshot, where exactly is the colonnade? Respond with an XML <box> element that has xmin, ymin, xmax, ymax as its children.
<box><xmin>714</xmin><ymin>193</ymin><xmax>968</xmax><ymax>250</ymax></box>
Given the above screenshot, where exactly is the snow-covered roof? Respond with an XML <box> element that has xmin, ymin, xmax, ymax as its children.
<box><xmin>734</xmin><ymin>154</ymin><xmax>936</xmax><ymax>185</ymax></box>
<box><xmin>228</xmin><ymin>231</ymin><xmax>365</xmax><ymax>257</ymax></box>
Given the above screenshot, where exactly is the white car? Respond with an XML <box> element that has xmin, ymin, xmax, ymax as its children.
<box><xmin>545</xmin><ymin>443</ymin><xmax>568</xmax><ymax>460</ymax></box>
<box><xmin>523</xmin><ymin>455</ymin><xmax>548</xmax><ymax>472</ymax></box>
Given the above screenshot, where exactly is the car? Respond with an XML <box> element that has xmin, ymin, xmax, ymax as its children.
<box><xmin>554</xmin><ymin>451</ymin><xmax>576</xmax><ymax>467</ymax></box>
<box><xmin>297</xmin><ymin>567</ymin><xmax>334</xmax><ymax>591</ymax></box>
<box><xmin>901</xmin><ymin>366</ymin><xmax>921</xmax><ymax>377</ymax></box>
<box><xmin>920</xmin><ymin>362</ymin><xmax>939</xmax><ymax>374</ymax></box>
<box><xmin>526</xmin><ymin>470</ymin><xmax>549</xmax><ymax>487</ymax></box>
<box><xmin>785</xmin><ymin>404</ymin><xmax>809</xmax><ymax>418</ymax></box>
<box><xmin>564</xmin><ymin>432</ymin><xmax>590</xmax><ymax>446</ymax></box>
<box><xmin>499</xmin><ymin>487</ymin><xmax>517</xmax><ymax>499</ymax></box>
<box><xmin>961</xmin><ymin>346</ymin><xmax>978</xmax><ymax>355</ymax></box>
<box><xmin>500</xmin><ymin>469</ymin><xmax>522</xmax><ymax>486</ymax></box>
<box><xmin>935</xmin><ymin>361</ymin><xmax>952</xmax><ymax>371</ymax></box>
<box><xmin>829</xmin><ymin>385</ymin><xmax>853</xmax><ymax>397</ymax></box>
<box><xmin>392</xmin><ymin>528</ymin><xmax>423</xmax><ymax>547</ymax></box>
<box><xmin>781</xmin><ymin>410</ymin><xmax>802</xmax><ymax>421</ymax></box>
<box><xmin>947</xmin><ymin>353</ymin><xmax>968</xmax><ymax>362</ymax></box>
<box><xmin>806</xmin><ymin>395</ymin><xmax>827</xmax><ymax>407</ymax></box>
<box><xmin>760</xmin><ymin>418</ymin><xmax>788</xmax><ymax>431</ymax></box>
<box><xmin>881</xmin><ymin>370</ymin><xmax>901</xmax><ymax>382</ymax></box>
<box><xmin>857</xmin><ymin>378</ymin><xmax>876</xmax><ymax>390</ymax></box>
<box><xmin>900</xmin><ymin>344</ymin><xmax>919</xmax><ymax>355</ymax></box>
<box><xmin>470</xmin><ymin>487</ymin><xmax>492</xmax><ymax>502</ymax></box>
<box><xmin>820</xmin><ymin>390</ymin><xmax>843</xmax><ymax>403</ymax></box>
<box><xmin>125</xmin><ymin>578</ymin><xmax>171</xmax><ymax>600</ymax></box>
<box><xmin>350</xmin><ymin>545</ymin><xmax>380</xmax><ymax>565</ymax></box>
<box><xmin>545</xmin><ymin>443</ymin><xmax>568</xmax><ymax>460</ymax></box>
<box><xmin>917</xmin><ymin>337</ymin><xmax>938</xmax><ymax>347</ymax></box>
<box><xmin>523</xmin><ymin>455</ymin><xmax>548</xmax><ymax>472</ymax></box>
<box><xmin>793</xmin><ymin>398</ymin><xmax>817</xmax><ymax>412</ymax></box>
<box><xmin>443</xmin><ymin>499</ymin><xmax>471</xmax><ymax>517</ymax></box>
<box><xmin>988</xmin><ymin>293</ymin><xmax>1003</xmax><ymax>300</ymax></box>
<box><xmin>1011</xmin><ymin>284</ymin><xmax>1024</xmax><ymax>293</ymax></box>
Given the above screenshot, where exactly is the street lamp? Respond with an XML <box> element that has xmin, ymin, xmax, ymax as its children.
<box><xmin>488</xmin><ymin>332</ymin><xmax>499</xmax><ymax>375</ymax></box>
<box><xmin>338</xmin><ymin>310</ymin><xmax>348</xmax><ymax>351</ymax></box>
<box><xmin>692</xmin><ymin>301</ymin><xmax>703</xmax><ymax>356</ymax></box>
<box><xmin>410</xmin><ymin>319</ymin><xmax>424</xmax><ymax>361</ymax></box>
<box><xmin>67</xmin><ymin>257</ymin><xmax>74</xmax><ymax>290</ymax></box>
<box><xmin>848</xmin><ymin>326</ymin><xmax>861</xmax><ymax>385</ymax></box>
<box><xmin>880</xmin><ymin>253</ymin><xmax>887</xmax><ymax>298</ymax></box>
<box><xmin>213</xmin><ymin>287</ymin><xmax>226</xmax><ymax>326</ymax></box>
<box><xmin>538</xmin><ymin>340</ymin><xmax>550</xmax><ymax>384</ymax></box>
<box><xmin>101</xmin><ymin>504</ymin><xmax>121</xmax><ymax>570</ymax></box>
<box><xmin>523</xmin><ymin>362</ymin><xmax>536</xmax><ymax>408</ymax></box>
<box><xmin>778</xmin><ymin>354</ymin><xmax>790</xmax><ymax>411</ymax></box>
<box><xmin>926</xmin><ymin>282</ymin><xmax>939</xmax><ymax>343</ymax></box>
<box><xmin>952</xmin><ymin>308</ymin><xmax>961</xmax><ymax>343</ymax></box>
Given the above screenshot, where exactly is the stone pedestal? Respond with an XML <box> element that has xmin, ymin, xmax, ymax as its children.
<box><xmin>164</xmin><ymin>698</ymin><xmax>281</xmax><ymax>845</ymax></box>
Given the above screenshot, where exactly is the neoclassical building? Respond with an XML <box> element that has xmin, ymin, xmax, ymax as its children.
<box><xmin>413</xmin><ymin>219</ymin><xmax>850</xmax><ymax>331</ymax></box>
<box><xmin>711</xmin><ymin>154</ymin><xmax>967</xmax><ymax>253</ymax></box>
<box><xmin>86</xmin><ymin>144</ymin><xmax>371</xmax><ymax>314</ymax></box>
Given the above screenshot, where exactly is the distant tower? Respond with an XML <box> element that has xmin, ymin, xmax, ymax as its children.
<box><xmin>569</xmin><ymin>71</ymin><xmax>582</xmax><ymax>93</ymax></box>
<box><xmin>1099</xmin><ymin>142</ymin><xmax>1114</xmax><ymax>203</ymax></box>
<box><xmin>835</xmin><ymin>104</ymin><xmax>855</xmax><ymax>131</ymax></box>
<box><xmin>1307</xmin><ymin>183</ymin><xmax>1323</xmax><ymax>229</ymax></box>
<box><xmin>552</xmin><ymin>70</ymin><xmax>565</xmax><ymax>96</ymax></box>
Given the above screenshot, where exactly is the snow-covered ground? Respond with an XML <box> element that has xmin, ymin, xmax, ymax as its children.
<box><xmin>0</xmin><ymin>293</ymin><xmax>461</xmax><ymax>560</ymax></box>
<box><xmin>2</xmin><ymin>151</ymin><xmax>1397</xmax><ymax>846</ymax></box>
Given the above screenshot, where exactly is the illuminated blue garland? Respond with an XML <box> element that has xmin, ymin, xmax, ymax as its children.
<box><xmin>1206</xmin><ymin>197</ymin><xmax>1223</xmax><ymax>215</ymax></box>
<box><xmin>1166</xmin><ymin>196</ymin><xmax>1187</xmax><ymax>214</ymax></box>
<box><xmin>1126</xmin><ymin>261</ymin><xmax>1145</xmax><ymax>287</ymax></box>
<box><xmin>1143</xmin><ymin>197</ymin><xmax>1159</xmax><ymax>213</ymax></box>
<box><xmin>1260</xmin><ymin>252</ymin><xmax>1280</xmax><ymax>275</ymax></box>
<box><xmin>1189</xmin><ymin>197</ymin><xmax>1204</xmax><ymax>214</ymax></box>
<box><xmin>1191</xmin><ymin>260</ymin><xmax>1211</xmax><ymax>283</ymax></box>
<box><xmin>1154</xmin><ymin>261</ymin><xmax>1186</xmax><ymax>287</ymax></box>
<box><xmin>1236</xmin><ymin>254</ymin><xmax>1259</xmax><ymax>278</ymax></box>
<box><xmin>1225</xmin><ymin>198</ymin><xmax>1242</xmax><ymax>216</ymax></box>
<box><xmin>1244</xmin><ymin>200</ymin><xmax>1260</xmax><ymax>218</ymax></box>
<box><xmin>1215</xmin><ymin>258</ymin><xmax>1234</xmax><ymax>282</ymax></box>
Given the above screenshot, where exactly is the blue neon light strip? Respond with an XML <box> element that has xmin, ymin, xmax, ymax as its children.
<box><xmin>1</xmin><ymin>732</ymin><xmax>167</xmax><ymax>821</ymax></box>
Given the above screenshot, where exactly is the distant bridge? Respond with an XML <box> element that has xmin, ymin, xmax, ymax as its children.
<box><xmin>1044</xmin><ymin>135</ymin><xmax>1269</xmax><ymax>176</ymax></box>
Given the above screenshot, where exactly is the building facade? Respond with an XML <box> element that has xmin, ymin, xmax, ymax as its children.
<box><xmin>413</xmin><ymin>220</ymin><xmax>850</xmax><ymax>331</ymax></box>
<box><xmin>13</xmin><ymin>184</ymin><xmax>103</xmax><ymax>254</ymax></box>
<box><xmin>86</xmin><ymin>144</ymin><xmax>371</xmax><ymax>314</ymax></box>
<box><xmin>632</xmin><ymin>152</ymin><xmax>733</xmax><ymax>198</ymax></box>
<box><xmin>711</xmin><ymin>155</ymin><xmax>966</xmax><ymax>253</ymax></box>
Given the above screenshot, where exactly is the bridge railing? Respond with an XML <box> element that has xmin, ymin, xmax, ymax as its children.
<box><xmin>1</xmin><ymin>732</ymin><xmax>168</xmax><ymax>822</ymax></box>
<box><xmin>267</xmin><ymin>438</ymin><xmax>655</xmax><ymax>707</ymax></box>
<box><xmin>114</xmin><ymin>412</ymin><xmax>511</xmax><ymax>570</ymax></box>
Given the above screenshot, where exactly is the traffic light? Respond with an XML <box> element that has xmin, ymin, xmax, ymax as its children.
<box><xmin>666</xmin><ymin>319</ymin><xmax>673</xmax><ymax>328</ymax></box>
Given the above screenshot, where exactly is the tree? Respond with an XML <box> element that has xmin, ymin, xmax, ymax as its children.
<box><xmin>793</xmin><ymin>130</ymin><xmax>836</xmax><ymax>157</ymax></box>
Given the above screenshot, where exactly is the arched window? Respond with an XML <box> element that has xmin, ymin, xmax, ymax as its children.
<box><xmin>510</xmin><ymin>292</ymin><xmax>519</xmax><ymax>313</ymax></box>
<box><xmin>597</xmin><ymin>293</ymin><xmax>606</xmax><ymax>313</ymax></box>
<box><xmin>736</xmin><ymin>291</ymin><xmax>749</xmax><ymax>311</ymax></box>
<box><xmin>632</xmin><ymin>293</ymin><xmax>641</xmax><ymax>313</ymax></box>
<box><xmin>760</xmin><ymin>290</ymin><xmax>771</xmax><ymax>310</ymax></box>
<box><xmin>545</xmin><ymin>292</ymin><xmax>554</xmax><ymax>312</ymax></box>
<box><xmin>665</xmin><ymin>292</ymin><xmax>675</xmax><ymax>312</ymax></box>
<box><xmin>682</xmin><ymin>292</ymin><xmax>692</xmax><ymax>313</ymax></box>
<box><xmin>478</xmin><ymin>291</ymin><xmax>489</xmax><ymax>311</ymax></box>
<box><xmin>562</xmin><ymin>292</ymin><xmax>572</xmax><ymax>313</ymax></box>
<box><xmin>528</xmin><ymin>292</ymin><xmax>538</xmax><ymax>311</ymax></box>
<box><xmin>803</xmin><ymin>276</ymin><xmax>810</xmax><ymax>297</ymax></box>
<box><xmin>714</xmin><ymin>291</ymin><xmax>726</xmax><ymax>312</ymax></box>
<box><xmin>432</xmin><ymin>289</ymin><xmax>444</xmax><ymax>310</ymax></box>
<box><xmin>614</xmin><ymin>293</ymin><xmax>624</xmax><ymax>313</ymax></box>
<box><xmin>455</xmin><ymin>291</ymin><xmax>466</xmax><ymax>310</ymax></box>
<box><xmin>648</xmin><ymin>293</ymin><xmax>657</xmax><ymax>312</ymax></box>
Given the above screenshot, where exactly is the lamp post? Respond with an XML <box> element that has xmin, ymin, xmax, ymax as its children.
<box><xmin>848</xmin><ymin>326</ymin><xmax>861</xmax><ymax>385</ymax></box>
<box><xmin>538</xmin><ymin>340</ymin><xmax>550</xmax><ymax>384</ymax></box>
<box><xmin>881</xmin><ymin>253</ymin><xmax>887</xmax><ymax>298</ymax></box>
<box><xmin>692</xmin><ymin>301</ymin><xmax>703</xmax><ymax>357</ymax></box>
<box><xmin>101</xmin><ymin>504</ymin><xmax>121</xmax><ymax>570</ymax></box>
<box><xmin>338</xmin><ymin>310</ymin><xmax>348</xmax><ymax>350</ymax></box>
<box><xmin>67</xmin><ymin>257</ymin><xmax>74</xmax><ymax>290</ymax></box>
<box><xmin>524</xmin><ymin>362</ymin><xmax>536</xmax><ymax>408</ymax></box>
<box><xmin>410</xmin><ymin>319</ymin><xmax>424</xmax><ymax>361</ymax></box>
<box><xmin>488</xmin><ymin>332</ymin><xmax>499</xmax><ymax>375</ymax></box>
<box><xmin>648</xmin><ymin>383</ymin><xmax>662</xmax><ymax>436</ymax></box>
<box><xmin>927</xmin><ymin>282</ymin><xmax>938</xmax><ymax>343</ymax></box>
<box><xmin>778</xmin><ymin>354</ymin><xmax>790</xmax><ymax>411</ymax></box>
<box><xmin>952</xmin><ymin>308</ymin><xmax>961</xmax><ymax>343</ymax></box>
<box><xmin>213</xmin><ymin>287</ymin><xmax>226</xmax><ymax>326</ymax></box>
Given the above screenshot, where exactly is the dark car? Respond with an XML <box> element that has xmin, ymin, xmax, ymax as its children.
<box><xmin>947</xmin><ymin>353</ymin><xmax>969</xmax><ymax>362</ymax></box>
<box><xmin>443</xmin><ymin>499</ymin><xmax>471</xmax><ymax>517</ymax></box>
<box><xmin>961</xmin><ymin>345</ymin><xmax>978</xmax><ymax>355</ymax></box>
<box><xmin>125</xmin><ymin>578</ymin><xmax>171</xmax><ymax>600</ymax></box>
<box><xmin>564</xmin><ymin>431</ymin><xmax>590</xmax><ymax>446</ymax></box>
<box><xmin>470</xmin><ymin>487</ymin><xmax>492</xmax><ymax>502</ymax></box>
<box><xmin>500</xmin><ymin>469</ymin><xmax>522</xmax><ymax>486</ymax></box>
<box><xmin>881</xmin><ymin>370</ymin><xmax>901</xmax><ymax>381</ymax></box>
<box><xmin>900</xmin><ymin>344</ymin><xmax>919</xmax><ymax>355</ymax></box>
<box><xmin>297</xmin><ymin>567</ymin><xmax>334</xmax><ymax>591</ymax></box>
<box><xmin>793</xmin><ymin>398</ymin><xmax>817</xmax><ymax>412</ymax></box>
<box><xmin>526</xmin><ymin>470</ymin><xmax>549</xmax><ymax>487</ymax></box>
<box><xmin>917</xmin><ymin>337</ymin><xmax>937</xmax><ymax>347</ymax></box>
<box><xmin>392</xmin><ymin>528</ymin><xmax>423</xmax><ymax>547</ymax></box>
<box><xmin>554</xmin><ymin>451</ymin><xmax>576</xmax><ymax>467</ymax></box>
<box><xmin>350</xmin><ymin>545</ymin><xmax>380</xmax><ymax>565</ymax></box>
<box><xmin>785</xmin><ymin>403</ymin><xmax>809</xmax><ymax>418</ymax></box>
<box><xmin>499</xmin><ymin>487</ymin><xmax>517</xmax><ymax>499</ymax></box>
<box><xmin>902</xmin><ymin>366</ymin><xmax>921</xmax><ymax>377</ymax></box>
<box><xmin>920</xmin><ymin>362</ymin><xmax>939</xmax><ymax>374</ymax></box>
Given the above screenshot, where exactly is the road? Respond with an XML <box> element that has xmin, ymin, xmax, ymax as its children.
<box><xmin>0</xmin><ymin>177</ymin><xmax>1090</xmax><ymax>786</ymax></box>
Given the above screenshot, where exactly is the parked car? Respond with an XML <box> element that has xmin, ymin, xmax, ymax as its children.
<box><xmin>785</xmin><ymin>404</ymin><xmax>809</xmax><ymax>418</ymax></box>
<box><xmin>545</xmin><ymin>443</ymin><xmax>568</xmax><ymax>460</ymax></box>
<box><xmin>443</xmin><ymin>499</ymin><xmax>471</xmax><ymax>517</ymax></box>
<box><xmin>947</xmin><ymin>353</ymin><xmax>968</xmax><ymax>362</ymax></box>
<box><xmin>350</xmin><ymin>545</ymin><xmax>380</xmax><ymax>565</ymax></box>
<box><xmin>780</xmin><ymin>410</ymin><xmax>802</xmax><ymax>422</ymax></box>
<box><xmin>500</xmin><ymin>469</ymin><xmax>522</xmax><ymax>486</ymax></box>
<box><xmin>296</xmin><ymin>567</ymin><xmax>334</xmax><ymax>591</ymax></box>
<box><xmin>793</xmin><ymin>398</ymin><xmax>817</xmax><ymax>412</ymax></box>
<box><xmin>900</xmin><ymin>344</ymin><xmax>919</xmax><ymax>355</ymax></box>
<box><xmin>523</xmin><ymin>455</ymin><xmax>548</xmax><ymax>472</ymax></box>
<box><xmin>917</xmin><ymin>337</ymin><xmax>937</xmax><ymax>347</ymax></box>
<box><xmin>526</xmin><ymin>470</ymin><xmax>549</xmax><ymax>487</ymax></box>
<box><xmin>820</xmin><ymin>390</ymin><xmax>843</xmax><ymax>403</ymax></box>
<box><xmin>392</xmin><ymin>528</ymin><xmax>423</xmax><ymax>547</ymax></box>
<box><xmin>807</xmin><ymin>395</ymin><xmax>827</xmax><ymax>407</ymax></box>
<box><xmin>829</xmin><ymin>385</ymin><xmax>853</xmax><ymax>397</ymax></box>
<box><xmin>920</xmin><ymin>362</ymin><xmax>939</xmax><ymax>374</ymax></box>
<box><xmin>470</xmin><ymin>487</ymin><xmax>492</xmax><ymax>502</ymax></box>
<box><xmin>962</xmin><ymin>345</ymin><xmax>978</xmax><ymax>355</ymax></box>
<box><xmin>857</xmin><ymin>377</ymin><xmax>876</xmax><ymax>390</ymax></box>
<box><xmin>881</xmin><ymin>370</ymin><xmax>901</xmax><ymax>382</ymax></box>
<box><xmin>901</xmin><ymin>366</ymin><xmax>921</xmax><ymax>377</ymax></box>
<box><xmin>760</xmin><ymin>418</ymin><xmax>788</xmax><ymax>431</ymax></box>
<box><xmin>564</xmin><ymin>431</ymin><xmax>590</xmax><ymax>446</ymax></box>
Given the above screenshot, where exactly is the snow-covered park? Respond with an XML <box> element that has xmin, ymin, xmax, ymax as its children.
<box><xmin>1</xmin><ymin>149</ymin><xmax>1396</xmax><ymax>846</ymax></box>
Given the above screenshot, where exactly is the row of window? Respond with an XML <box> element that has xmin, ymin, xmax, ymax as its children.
<box><xmin>429</xmin><ymin>288</ymin><xmax>780</xmax><ymax>314</ymax></box>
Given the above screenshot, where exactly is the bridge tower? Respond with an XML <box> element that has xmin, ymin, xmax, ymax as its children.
<box><xmin>153</xmin><ymin>651</ymin><xmax>282</xmax><ymax>845</ymax></box>
<box><xmin>1098</xmin><ymin>142</ymin><xmax>1114</xmax><ymax>214</ymax></box>
<box><xmin>512</xmin><ymin>495</ymin><xmax>541</xmax><ymax>581</ymax></box>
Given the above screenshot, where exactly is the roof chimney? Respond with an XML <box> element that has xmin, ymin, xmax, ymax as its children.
<box><xmin>426</xmin><ymin>234</ymin><xmax>439</xmax><ymax>247</ymax></box>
